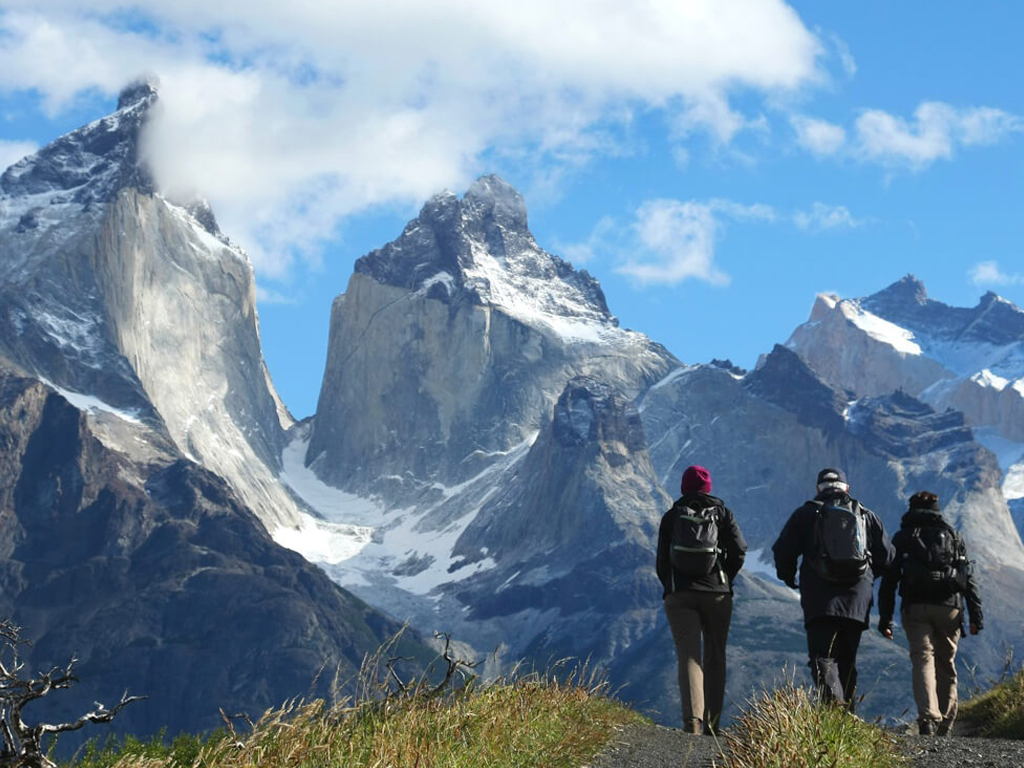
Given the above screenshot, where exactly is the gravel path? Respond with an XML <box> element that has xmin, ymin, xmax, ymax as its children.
<box><xmin>586</xmin><ymin>723</ymin><xmax>1024</xmax><ymax>768</ymax></box>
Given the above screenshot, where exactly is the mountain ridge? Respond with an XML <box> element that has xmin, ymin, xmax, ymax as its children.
<box><xmin>2</xmin><ymin>89</ymin><xmax>1023</xmax><ymax>735</ymax></box>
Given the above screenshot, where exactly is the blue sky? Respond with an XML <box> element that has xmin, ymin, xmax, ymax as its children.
<box><xmin>2</xmin><ymin>1</ymin><xmax>1022</xmax><ymax>417</ymax></box>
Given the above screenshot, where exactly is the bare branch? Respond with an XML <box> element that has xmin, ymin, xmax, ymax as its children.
<box><xmin>36</xmin><ymin>690</ymin><xmax>147</xmax><ymax>735</ymax></box>
<box><xmin>427</xmin><ymin>632</ymin><xmax>480</xmax><ymax>698</ymax></box>
<box><xmin>0</xmin><ymin>619</ymin><xmax>144</xmax><ymax>768</ymax></box>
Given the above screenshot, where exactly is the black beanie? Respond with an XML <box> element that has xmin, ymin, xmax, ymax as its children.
<box><xmin>909</xmin><ymin>490</ymin><xmax>940</xmax><ymax>511</ymax></box>
<box><xmin>816</xmin><ymin>467</ymin><xmax>847</xmax><ymax>486</ymax></box>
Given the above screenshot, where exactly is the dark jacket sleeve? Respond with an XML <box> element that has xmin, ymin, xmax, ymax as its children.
<box><xmin>865</xmin><ymin>507</ymin><xmax>896</xmax><ymax>580</ymax></box>
<box><xmin>721</xmin><ymin>505</ymin><xmax>748</xmax><ymax>583</ymax></box>
<box><xmin>877</xmin><ymin>530</ymin><xmax>903</xmax><ymax>630</ymax></box>
<box><xmin>772</xmin><ymin>505</ymin><xmax>808</xmax><ymax>584</ymax></box>
<box><xmin>962</xmin><ymin>544</ymin><xmax>984</xmax><ymax>630</ymax></box>
<box><xmin>656</xmin><ymin>509</ymin><xmax>673</xmax><ymax>597</ymax></box>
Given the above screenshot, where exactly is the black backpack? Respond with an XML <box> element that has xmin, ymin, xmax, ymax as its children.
<box><xmin>669</xmin><ymin>504</ymin><xmax>722</xmax><ymax>578</ymax></box>
<box><xmin>811</xmin><ymin>498</ymin><xmax>870</xmax><ymax>584</ymax></box>
<box><xmin>900</xmin><ymin>523</ymin><xmax>967</xmax><ymax>598</ymax></box>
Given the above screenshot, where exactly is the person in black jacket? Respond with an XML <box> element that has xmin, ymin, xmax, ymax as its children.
<box><xmin>656</xmin><ymin>465</ymin><xmax>746</xmax><ymax>735</ymax></box>
<box><xmin>878</xmin><ymin>490</ymin><xmax>983</xmax><ymax>736</ymax></box>
<box><xmin>772</xmin><ymin>467</ymin><xmax>895</xmax><ymax>710</ymax></box>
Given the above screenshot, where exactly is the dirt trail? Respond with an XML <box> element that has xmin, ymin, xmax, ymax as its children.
<box><xmin>587</xmin><ymin>723</ymin><xmax>1024</xmax><ymax>768</ymax></box>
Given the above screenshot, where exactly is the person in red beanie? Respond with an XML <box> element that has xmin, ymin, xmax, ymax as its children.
<box><xmin>656</xmin><ymin>465</ymin><xmax>747</xmax><ymax>735</ymax></box>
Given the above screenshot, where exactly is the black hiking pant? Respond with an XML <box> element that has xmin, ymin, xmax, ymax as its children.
<box><xmin>806</xmin><ymin>616</ymin><xmax>862</xmax><ymax>710</ymax></box>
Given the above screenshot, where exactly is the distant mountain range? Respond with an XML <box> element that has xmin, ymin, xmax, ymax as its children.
<box><xmin>1</xmin><ymin>81</ymin><xmax>1022</xmax><ymax>738</ymax></box>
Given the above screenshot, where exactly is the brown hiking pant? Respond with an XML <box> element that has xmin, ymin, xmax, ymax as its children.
<box><xmin>902</xmin><ymin>603</ymin><xmax>962</xmax><ymax>732</ymax></box>
<box><xmin>664</xmin><ymin>590</ymin><xmax>733</xmax><ymax>731</ymax></box>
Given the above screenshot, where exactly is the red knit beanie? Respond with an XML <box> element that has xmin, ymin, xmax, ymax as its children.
<box><xmin>681</xmin><ymin>465</ymin><xmax>712</xmax><ymax>495</ymax></box>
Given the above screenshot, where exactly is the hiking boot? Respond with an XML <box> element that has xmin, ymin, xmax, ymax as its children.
<box><xmin>683</xmin><ymin>718</ymin><xmax>702</xmax><ymax>735</ymax></box>
<box><xmin>936</xmin><ymin>720</ymin><xmax>953</xmax><ymax>737</ymax></box>
<box><xmin>918</xmin><ymin>720</ymin><xmax>936</xmax><ymax>736</ymax></box>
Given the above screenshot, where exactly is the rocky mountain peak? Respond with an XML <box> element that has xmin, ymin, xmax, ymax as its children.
<box><xmin>353</xmin><ymin>175</ymin><xmax>612</xmax><ymax>323</ymax></box>
<box><xmin>746</xmin><ymin>344</ymin><xmax>847</xmax><ymax>433</ymax></box>
<box><xmin>462</xmin><ymin>174</ymin><xmax>529</xmax><ymax>231</ymax></box>
<box><xmin>1</xmin><ymin>79</ymin><xmax>157</xmax><ymax>204</ymax></box>
<box><xmin>867</xmin><ymin>274</ymin><xmax>929</xmax><ymax>307</ymax></box>
<box><xmin>859</xmin><ymin>275</ymin><xmax>1024</xmax><ymax>347</ymax></box>
<box><xmin>117</xmin><ymin>77</ymin><xmax>160</xmax><ymax>110</ymax></box>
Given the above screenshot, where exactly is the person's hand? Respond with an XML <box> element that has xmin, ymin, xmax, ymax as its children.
<box><xmin>970</xmin><ymin>623</ymin><xmax>980</xmax><ymax>635</ymax></box>
<box><xmin>879</xmin><ymin>625</ymin><xmax>893</xmax><ymax>640</ymax></box>
<box><xmin>784</xmin><ymin>578</ymin><xmax>798</xmax><ymax>591</ymax></box>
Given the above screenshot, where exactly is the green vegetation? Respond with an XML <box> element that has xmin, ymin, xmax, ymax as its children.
<box><xmin>960</xmin><ymin>666</ymin><xmax>1024</xmax><ymax>739</ymax></box>
<box><xmin>65</xmin><ymin>647</ymin><xmax>642</xmax><ymax>768</ymax></box>
<box><xmin>721</xmin><ymin>683</ymin><xmax>905</xmax><ymax>768</ymax></box>
<box><xmin>68</xmin><ymin>730</ymin><xmax>212</xmax><ymax>768</ymax></box>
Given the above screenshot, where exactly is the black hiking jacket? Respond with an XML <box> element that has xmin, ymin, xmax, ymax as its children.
<box><xmin>772</xmin><ymin>490</ymin><xmax>895</xmax><ymax>629</ymax></box>
<box><xmin>878</xmin><ymin>508</ymin><xmax>984</xmax><ymax>633</ymax></box>
<box><xmin>656</xmin><ymin>492</ymin><xmax>747</xmax><ymax>598</ymax></box>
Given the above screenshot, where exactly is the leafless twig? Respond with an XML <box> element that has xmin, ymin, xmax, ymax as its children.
<box><xmin>0</xmin><ymin>619</ymin><xmax>144</xmax><ymax>768</ymax></box>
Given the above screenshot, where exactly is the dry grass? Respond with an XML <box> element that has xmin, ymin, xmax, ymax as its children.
<box><xmin>720</xmin><ymin>682</ymin><xmax>905</xmax><ymax>768</ymax></box>
<box><xmin>960</xmin><ymin>665</ymin><xmax>1024</xmax><ymax>739</ymax></box>
<box><xmin>67</xmin><ymin>637</ymin><xmax>642</xmax><ymax>768</ymax></box>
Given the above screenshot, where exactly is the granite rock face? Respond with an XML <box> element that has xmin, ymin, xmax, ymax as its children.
<box><xmin>5</xmin><ymin>84</ymin><xmax>1024</xmax><ymax>734</ymax></box>
<box><xmin>299</xmin><ymin>184</ymin><xmax>1024</xmax><ymax>726</ymax></box>
<box><xmin>308</xmin><ymin>175</ymin><xmax>675</xmax><ymax>495</ymax></box>
<box><xmin>0</xmin><ymin>372</ymin><xmax>425</xmax><ymax>744</ymax></box>
<box><xmin>0</xmin><ymin>80</ymin><xmax>300</xmax><ymax>530</ymax></box>
<box><xmin>787</xmin><ymin>275</ymin><xmax>1024</xmax><ymax>444</ymax></box>
<box><xmin>0</xmin><ymin>85</ymin><xmax>432</xmax><ymax>747</ymax></box>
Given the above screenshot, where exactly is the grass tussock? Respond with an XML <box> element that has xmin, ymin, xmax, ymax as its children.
<box><xmin>67</xmin><ymin>637</ymin><xmax>642</xmax><ymax>768</ymax></box>
<box><xmin>960</xmin><ymin>666</ymin><xmax>1024</xmax><ymax>739</ymax></box>
<box><xmin>721</xmin><ymin>682</ymin><xmax>905</xmax><ymax>768</ymax></box>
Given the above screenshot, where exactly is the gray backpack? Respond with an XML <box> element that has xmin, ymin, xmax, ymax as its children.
<box><xmin>811</xmin><ymin>498</ymin><xmax>870</xmax><ymax>584</ymax></box>
<box><xmin>669</xmin><ymin>505</ymin><xmax>722</xmax><ymax>577</ymax></box>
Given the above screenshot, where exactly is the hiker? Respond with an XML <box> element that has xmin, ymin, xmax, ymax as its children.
<box><xmin>656</xmin><ymin>465</ymin><xmax>747</xmax><ymax>735</ymax></box>
<box><xmin>772</xmin><ymin>467</ymin><xmax>895</xmax><ymax>710</ymax></box>
<box><xmin>878</xmin><ymin>490</ymin><xmax>983</xmax><ymax>736</ymax></box>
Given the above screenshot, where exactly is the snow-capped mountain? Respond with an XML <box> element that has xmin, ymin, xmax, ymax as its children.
<box><xmin>785</xmin><ymin>275</ymin><xmax>1024</xmax><ymax>537</ymax></box>
<box><xmin>0</xmin><ymin>79</ymin><xmax>302</xmax><ymax>530</ymax></box>
<box><xmin>4</xmin><ymin>82</ymin><xmax>1023</xmax><ymax>735</ymax></box>
<box><xmin>307</xmin><ymin>175</ymin><xmax>676</xmax><ymax>495</ymax></box>
<box><xmin>286</xmin><ymin>182</ymin><xmax>1024</xmax><ymax>723</ymax></box>
<box><xmin>0</xmin><ymin>83</ymin><xmax>433</xmax><ymax>747</ymax></box>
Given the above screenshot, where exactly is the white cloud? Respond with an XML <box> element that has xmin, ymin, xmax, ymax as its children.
<box><xmin>574</xmin><ymin>196</ymin><xmax>866</xmax><ymax>287</ymax></box>
<box><xmin>673</xmin><ymin>91</ymin><xmax>749</xmax><ymax>145</ymax></box>
<box><xmin>794</xmin><ymin>202</ymin><xmax>861</xmax><ymax>231</ymax></box>
<box><xmin>615</xmin><ymin>199</ymin><xmax>774</xmax><ymax>286</ymax></box>
<box><xmin>791</xmin><ymin>114</ymin><xmax>846</xmax><ymax>156</ymax></box>
<box><xmin>969</xmin><ymin>261</ymin><xmax>1023</xmax><ymax>287</ymax></box>
<box><xmin>0</xmin><ymin>1</ymin><xmax>823</xmax><ymax>276</ymax></box>
<box><xmin>829</xmin><ymin>34</ymin><xmax>857</xmax><ymax>78</ymax></box>
<box><xmin>0</xmin><ymin>139</ymin><xmax>37</xmax><ymax>172</ymax></box>
<box><xmin>854</xmin><ymin>102</ymin><xmax>1024</xmax><ymax>170</ymax></box>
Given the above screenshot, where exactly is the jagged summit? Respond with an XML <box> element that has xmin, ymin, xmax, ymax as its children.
<box><xmin>862</xmin><ymin>274</ymin><xmax>1024</xmax><ymax>347</ymax></box>
<box><xmin>745</xmin><ymin>344</ymin><xmax>847</xmax><ymax>433</ymax></box>
<box><xmin>0</xmin><ymin>78</ymin><xmax>157</xmax><ymax>206</ymax></box>
<box><xmin>117</xmin><ymin>77</ymin><xmax>160</xmax><ymax>110</ymax></box>
<box><xmin>865</xmin><ymin>274</ymin><xmax>928</xmax><ymax>306</ymax></box>
<box><xmin>461</xmin><ymin>174</ymin><xmax>529</xmax><ymax>230</ymax></box>
<box><xmin>354</xmin><ymin>175</ymin><xmax>613</xmax><ymax>329</ymax></box>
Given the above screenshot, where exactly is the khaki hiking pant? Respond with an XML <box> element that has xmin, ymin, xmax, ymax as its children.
<box><xmin>664</xmin><ymin>590</ymin><xmax>732</xmax><ymax>732</ymax></box>
<box><xmin>902</xmin><ymin>602</ymin><xmax>962</xmax><ymax>733</ymax></box>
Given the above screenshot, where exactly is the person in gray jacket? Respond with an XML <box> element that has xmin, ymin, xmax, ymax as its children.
<box><xmin>772</xmin><ymin>467</ymin><xmax>895</xmax><ymax>711</ymax></box>
<box><xmin>657</xmin><ymin>465</ymin><xmax>746</xmax><ymax>735</ymax></box>
<box><xmin>879</xmin><ymin>490</ymin><xmax>983</xmax><ymax>736</ymax></box>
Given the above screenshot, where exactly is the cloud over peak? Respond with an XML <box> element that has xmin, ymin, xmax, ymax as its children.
<box><xmin>0</xmin><ymin>0</ymin><xmax>824</xmax><ymax>277</ymax></box>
